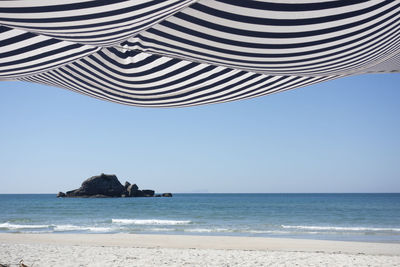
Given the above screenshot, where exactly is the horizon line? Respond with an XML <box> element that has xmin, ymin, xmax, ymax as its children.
<box><xmin>1</xmin><ymin>192</ymin><xmax>399</xmax><ymax>195</ymax></box>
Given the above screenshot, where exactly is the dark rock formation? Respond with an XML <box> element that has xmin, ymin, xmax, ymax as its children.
<box><xmin>127</xmin><ymin>183</ymin><xmax>139</xmax><ymax>197</ymax></box>
<box><xmin>124</xmin><ymin>181</ymin><xmax>131</xmax><ymax>190</ymax></box>
<box><xmin>59</xmin><ymin>173</ymin><xmax>172</xmax><ymax>198</ymax></box>
<box><xmin>83</xmin><ymin>194</ymin><xmax>110</xmax><ymax>198</ymax></box>
<box><xmin>66</xmin><ymin>173</ymin><xmax>125</xmax><ymax>197</ymax></box>
<box><xmin>130</xmin><ymin>189</ymin><xmax>145</xmax><ymax>197</ymax></box>
<box><xmin>143</xmin><ymin>190</ymin><xmax>155</xmax><ymax>197</ymax></box>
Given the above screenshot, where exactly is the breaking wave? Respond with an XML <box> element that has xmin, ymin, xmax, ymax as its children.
<box><xmin>53</xmin><ymin>224</ymin><xmax>112</xmax><ymax>232</ymax></box>
<box><xmin>112</xmin><ymin>219</ymin><xmax>191</xmax><ymax>225</ymax></box>
<box><xmin>0</xmin><ymin>222</ymin><xmax>50</xmax><ymax>229</ymax></box>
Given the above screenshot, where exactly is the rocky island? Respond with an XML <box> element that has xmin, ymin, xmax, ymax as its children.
<box><xmin>57</xmin><ymin>173</ymin><xmax>172</xmax><ymax>198</ymax></box>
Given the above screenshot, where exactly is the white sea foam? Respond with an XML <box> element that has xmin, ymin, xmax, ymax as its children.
<box><xmin>184</xmin><ymin>228</ymin><xmax>231</xmax><ymax>233</ymax></box>
<box><xmin>54</xmin><ymin>225</ymin><xmax>112</xmax><ymax>232</ymax></box>
<box><xmin>112</xmin><ymin>219</ymin><xmax>191</xmax><ymax>225</ymax></box>
<box><xmin>281</xmin><ymin>225</ymin><xmax>400</xmax><ymax>232</ymax></box>
<box><xmin>22</xmin><ymin>230</ymin><xmax>54</xmax><ymax>234</ymax></box>
<box><xmin>0</xmin><ymin>222</ymin><xmax>49</xmax><ymax>229</ymax></box>
<box><xmin>53</xmin><ymin>225</ymin><xmax>81</xmax><ymax>231</ymax></box>
<box><xmin>84</xmin><ymin>227</ymin><xmax>113</xmax><ymax>232</ymax></box>
<box><xmin>148</xmin><ymin>228</ymin><xmax>175</xmax><ymax>232</ymax></box>
<box><xmin>245</xmin><ymin>230</ymin><xmax>290</xmax><ymax>234</ymax></box>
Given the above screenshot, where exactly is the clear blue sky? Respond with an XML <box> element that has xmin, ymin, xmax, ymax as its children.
<box><xmin>0</xmin><ymin>73</ymin><xmax>399</xmax><ymax>193</ymax></box>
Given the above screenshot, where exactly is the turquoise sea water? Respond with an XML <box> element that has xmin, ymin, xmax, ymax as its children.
<box><xmin>1</xmin><ymin>193</ymin><xmax>399</xmax><ymax>242</ymax></box>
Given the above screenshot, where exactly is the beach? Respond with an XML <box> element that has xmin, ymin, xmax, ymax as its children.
<box><xmin>1</xmin><ymin>233</ymin><xmax>400</xmax><ymax>266</ymax></box>
<box><xmin>1</xmin><ymin>194</ymin><xmax>399</xmax><ymax>266</ymax></box>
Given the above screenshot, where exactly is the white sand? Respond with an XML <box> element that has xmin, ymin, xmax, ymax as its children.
<box><xmin>0</xmin><ymin>234</ymin><xmax>399</xmax><ymax>266</ymax></box>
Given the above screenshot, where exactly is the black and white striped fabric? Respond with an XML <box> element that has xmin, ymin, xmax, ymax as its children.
<box><xmin>1</xmin><ymin>0</ymin><xmax>399</xmax><ymax>107</ymax></box>
<box><xmin>0</xmin><ymin>0</ymin><xmax>196</xmax><ymax>45</ymax></box>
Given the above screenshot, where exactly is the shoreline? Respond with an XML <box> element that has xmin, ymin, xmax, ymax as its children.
<box><xmin>1</xmin><ymin>233</ymin><xmax>400</xmax><ymax>255</ymax></box>
<box><xmin>1</xmin><ymin>234</ymin><xmax>400</xmax><ymax>266</ymax></box>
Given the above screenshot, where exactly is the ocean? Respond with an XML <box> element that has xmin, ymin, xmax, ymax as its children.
<box><xmin>1</xmin><ymin>193</ymin><xmax>399</xmax><ymax>243</ymax></box>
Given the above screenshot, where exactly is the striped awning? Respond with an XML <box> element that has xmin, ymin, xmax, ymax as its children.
<box><xmin>1</xmin><ymin>0</ymin><xmax>399</xmax><ymax>107</ymax></box>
